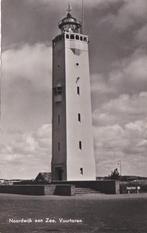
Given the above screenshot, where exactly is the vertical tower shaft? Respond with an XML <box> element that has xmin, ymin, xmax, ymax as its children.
<box><xmin>51</xmin><ymin>9</ymin><xmax>96</xmax><ymax>181</ymax></box>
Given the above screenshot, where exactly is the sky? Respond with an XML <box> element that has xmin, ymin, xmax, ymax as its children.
<box><xmin>0</xmin><ymin>0</ymin><xmax>147</xmax><ymax>179</ymax></box>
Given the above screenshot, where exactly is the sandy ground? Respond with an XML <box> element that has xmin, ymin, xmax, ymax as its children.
<box><xmin>0</xmin><ymin>192</ymin><xmax>147</xmax><ymax>233</ymax></box>
<box><xmin>0</xmin><ymin>192</ymin><xmax>147</xmax><ymax>200</ymax></box>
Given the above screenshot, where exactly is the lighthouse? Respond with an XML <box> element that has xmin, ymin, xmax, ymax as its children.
<box><xmin>51</xmin><ymin>6</ymin><xmax>96</xmax><ymax>181</ymax></box>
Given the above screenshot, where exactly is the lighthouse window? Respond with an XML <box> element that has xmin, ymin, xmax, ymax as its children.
<box><xmin>78</xmin><ymin>113</ymin><xmax>81</xmax><ymax>122</ymax></box>
<box><xmin>76</xmin><ymin>35</ymin><xmax>79</xmax><ymax>40</ymax></box>
<box><xmin>79</xmin><ymin>141</ymin><xmax>82</xmax><ymax>150</ymax></box>
<box><xmin>70</xmin><ymin>34</ymin><xmax>74</xmax><ymax>39</ymax></box>
<box><xmin>54</xmin><ymin>85</ymin><xmax>62</xmax><ymax>95</ymax></box>
<box><xmin>76</xmin><ymin>77</ymin><xmax>80</xmax><ymax>83</ymax></box>
<box><xmin>77</xmin><ymin>86</ymin><xmax>80</xmax><ymax>95</ymax></box>
<box><xmin>80</xmin><ymin>36</ymin><xmax>83</xmax><ymax>41</ymax></box>
<box><xmin>76</xmin><ymin>62</ymin><xmax>79</xmax><ymax>66</ymax></box>
<box><xmin>66</xmin><ymin>34</ymin><xmax>69</xmax><ymax>39</ymax></box>
<box><xmin>80</xmin><ymin>168</ymin><xmax>83</xmax><ymax>175</ymax></box>
<box><xmin>84</xmin><ymin>37</ymin><xmax>87</xmax><ymax>41</ymax></box>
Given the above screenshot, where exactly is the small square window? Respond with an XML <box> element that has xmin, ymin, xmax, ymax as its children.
<box><xmin>76</xmin><ymin>63</ymin><xmax>79</xmax><ymax>66</ymax></box>
<box><xmin>70</xmin><ymin>34</ymin><xmax>74</xmax><ymax>39</ymax></box>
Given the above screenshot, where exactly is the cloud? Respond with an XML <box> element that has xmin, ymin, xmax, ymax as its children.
<box><xmin>109</xmin><ymin>51</ymin><xmax>147</xmax><ymax>94</ymax></box>
<box><xmin>135</xmin><ymin>24</ymin><xmax>147</xmax><ymax>44</ymax></box>
<box><xmin>1</xmin><ymin>43</ymin><xmax>52</xmax><ymax>178</ymax></box>
<box><xmin>91</xmin><ymin>74</ymin><xmax>114</xmax><ymax>95</ymax></box>
<box><xmin>0</xmin><ymin>124</ymin><xmax>52</xmax><ymax>179</ymax></box>
<box><xmin>2</xmin><ymin>43</ymin><xmax>52</xmax><ymax>130</ymax></box>
<box><xmin>91</xmin><ymin>43</ymin><xmax>147</xmax><ymax>177</ymax></box>
<box><xmin>94</xmin><ymin>118</ymin><xmax>147</xmax><ymax>176</ymax></box>
<box><xmin>93</xmin><ymin>92</ymin><xmax>147</xmax><ymax>126</ymax></box>
<box><xmin>33</xmin><ymin>124</ymin><xmax>52</xmax><ymax>149</ymax></box>
<box><xmin>3</xmin><ymin>43</ymin><xmax>52</xmax><ymax>90</ymax></box>
<box><xmin>101</xmin><ymin>0</ymin><xmax>147</xmax><ymax>31</ymax></box>
<box><xmin>92</xmin><ymin>50</ymin><xmax>147</xmax><ymax>108</ymax></box>
<box><xmin>93</xmin><ymin>92</ymin><xmax>147</xmax><ymax>176</ymax></box>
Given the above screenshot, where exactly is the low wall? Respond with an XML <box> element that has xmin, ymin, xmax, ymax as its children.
<box><xmin>45</xmin><ymin>184</ymin><xmax>75</xmax><ymax>196</ymax></box>
<box><xmin>0</xmin><ymin>181</ymin><xmax>120</xmax><ymax>196</ymax></box>
<box><xmin>0</xmin><ymin>184</ymin><xmax>75</xmax><ymax>196</ymax></box>
<box><xmin>0</xmin><ymin>185</ymin><xmax>45</xmax><ymax>195</ymax></box>
<box><xmin>54</xmin><ymin>185</ymin><xmax>75</xmax><ymax>196</ymax></box>
<box><xmin>53</xmin><ymin>180</ymin><xmax>120</xmax><ymax>194</ymax></box>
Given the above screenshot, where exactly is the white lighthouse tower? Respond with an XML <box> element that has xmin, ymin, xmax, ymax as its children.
<box><xmin>51</xmin><ymin>6</ymin><xmax>96</xmax><ymax>181</ymax></box>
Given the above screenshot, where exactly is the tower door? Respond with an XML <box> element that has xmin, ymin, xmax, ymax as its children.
<box><xmin>55</xmin><ymin>167</ymin><xmax>63</xmax><ymax>181</ymax></box>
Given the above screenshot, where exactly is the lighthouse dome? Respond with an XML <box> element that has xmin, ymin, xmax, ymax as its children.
<box><xmin>58</xmin><ymin>11</ymin><xmax>81</xmax><ymax>33</ymax></box>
